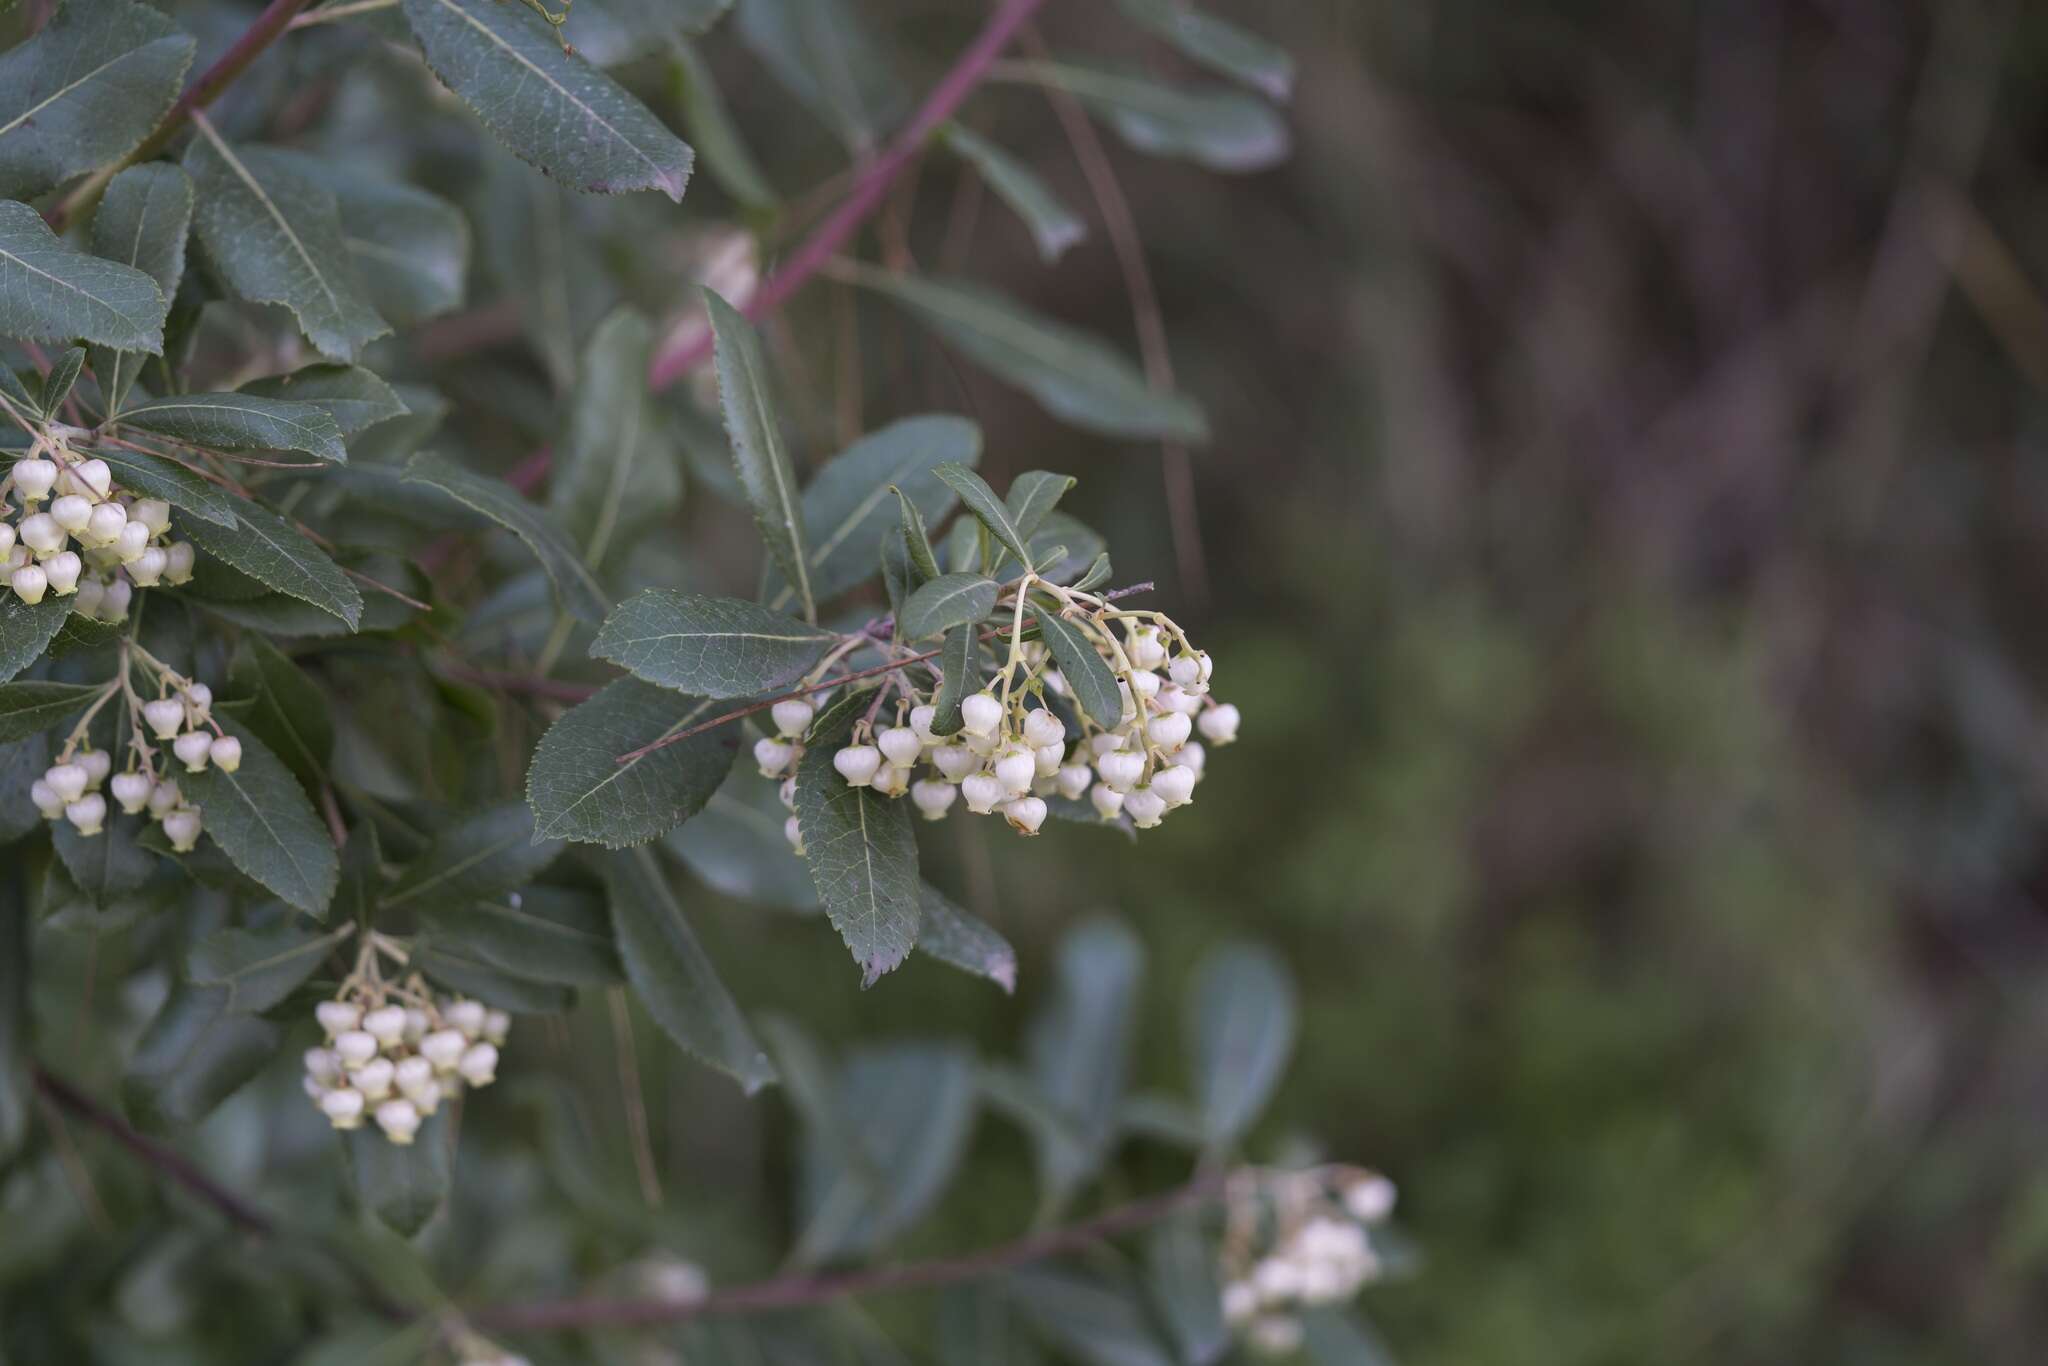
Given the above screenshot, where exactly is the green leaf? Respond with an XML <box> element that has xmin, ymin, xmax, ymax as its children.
<box><xmin>933</xmin><ymin>462</ymin><xmax>1031</xmax><ymax>566</ymax></box>
<box><xmin>0</xmin><ymin>681</ymin><xmax>102</xmax><ymax>742</ymax></box>
<box><xmin>707</xmin><ymin>290</ymin><xmax>813</xmax><ymax>620</ymax></box>
<box><xmin>670</xmin><ymin>38</ymin><xmax>777</xmax><ymax>210</ymax></box>
<box><xmin>411</xmin><ymin>937</ymin><xmax>574</xmax><ymax>1012</ymax></box>
<box><xmin>402</xmin><ymin>452</ymin><xmax>608</xmax><ymax>625</ymax></box>
<box><xmin>317</xmin><ymin>165</ymin><xmax>469</xmax><ymax>328</ymax></box>
<box><xmin>181</xmin><ymin>722</ymin><xmax>339</xmax><ymax>916</ymax></box>
<box><xmin>570</xmin><ymin>0</ymin><xmax>732</xmax><ymax>65</ymax></box>
<box><xmin>1189</xmin><ymin>941</ymin><xmax>1295</xmax><ymax>1152</ymax></box>
<box><xmin>0</xmin><ymin>198</ymin><xmax>167</xmax><ymax>352</ymax></box>
<box><xmin>345</xmin><ymin>1114</ymin><xmax>449</xmax><ymax>1237</ymax></box>
<box><xmin>1004</xmin><ymin>471</ymin><xmax>1078</xmax><ymax>555</ymax></box>
<box><xmin>593</xmin><ymin>591</ymin><xmax>836</xmax><ymax>699</ymax></box>
<box><xmin>83</xmin><ymin>443</ymin><xmax>240</xmax><ymax>527</ymax></box>
<box><xmin>420</xmin><ymin>886</ymin><xmax>622</xmax><ymax>987</ymax></box>
<box><xmin>118</xmin><ymin>392</ymin><xmax>348</xmax><ymax>463</ymax></box>
<box><xmin>53</xmin><ymin>810</ymin><xmax>154</xmax><ymax>903</ymax></box>
<box><xmin>1034</xmin><ymin>606</ymin><xmax>1123</xmax><ymax>730</ymax></box>
<box><xmin>1113</xmin><ymin>0</ymin><xmax>1295</xmax><ymax>100</ymax></box>
<box><xmin>228</xmin><ymin>635</ymin><xmax>334</xmax><ymax>792</ymax></box>
<box><xmin>39</xmin><ymin>348</ymin><xmax>83</xmax><ymax>417</ymax></box>
<box><xmin>0</xmin><ymin>869</ymin><xmax>27</xmax><ymax>1160</ymax></box>
<box><xmin>662</xmin><ymin>766</ymin><xmax>819</xmax><ymax>912</ymax></box>
<box><xmin>87</xmin><ymin>163</ymin><xmax>193</xmax><ymax>413</ymax></box>
<box><xmin>1005</xmin><ymin>1267</ymin><xmax>1177</xmax><ymax>1366</ymax></box>
<box><xmin>237</xmin><ymin>364</ymin><xmax>408</xmax><ymax>438</ymax></box>
<box><xmin>123</xmin><ymin>982</ymin><xmax>281</xmax><ymax>1130</ymax></box>
<box><xmin>383</xmin><ymin>802</ymin><xmax>564</xmax><ymax>911</ymax></box>
<box><xmin>928</xmin><ymin>623</ymin><xmax>979</xmax><ymax>738</ymax></box>
<box><xmin>918</xmin><ymin>884</ymin><xmax>1016</xmax><ymax>993</ymax></box>
<box><xmin>180</xmin><ymin>498</ymin><xmax>363</xmax><ymax>629</ymax></box>
<box><xmin>525</xmin><ymin>678</ymin><xmax>737</xmax><ymax>847</ymax></box>
<box><xmin>1146</xmin><ymin>1211</ymin><xmax>1229</xmax><ymax>1366</ymax></box>
<box><xmin>792</xmin><ymin>689</ymin><xmax>921</xmax><ymax>984</ymax></box>
<box><xmin>1300</xmin><ymin>1310</ymin><xmax>1399</xmax><ymax>1366</ymax></box>
<box><xmin>189</xmin><ymin>921</ymin><xmax>353</xmax><ymax>1013</ymax></box>
<box><xmin>183</xmin><ymin>135</ymin><xmax>389</xmax><ymax>362</ymax></box>
<box><xmin>604</xmin><ymin>845</ymin><xmax>776</xmax><ymax>1091</ymax></box>
<box><xmin>401</xmin><ymin>0</ymin><xmax>694</xmax><ymax>199</ymax></box>
<box><xmin>942</xmin><ymin>125</ymin><xmax>1086</xmax><ymax>263</ymax></box>
<box><xmin>845</xmin><ymin>265</ymin><xmax>1207</xmax><ymax>442</ymax></box>
<box><xmin>288</xmin><ymin>1322</ymin><xmax>440</xmax><ymax>1366</ymax></box>
<box><xmin>0</xmin><ymin>594</ymin><xmax>70</xmax><ymax>683</ymax></box>
<box><xmin>734</xmin><ymin>0</ymin><xmax>906</xmax><ymax>151</ymax></box>
<box><xmin>766</xmin><ymin>414</ymin><xmax>982</xmax><ymax>610</ymax></box>
<box><xmin>549</xmin><ymin>308</ymin><xmax>681</xmax><ymax>570</ymax></box>
<box><xmin>1010</xmin><ymin>62</ymin><xmax>1290</xmax><ymax>173</ymax></box>
<box><xmin>0</xmin><ymin>0</ymin><xmax>196</xmax><ymax>200</ymax></box>
<box><xmin>1073</xmin><ymin>551</ymin><xmax>1112</xmax><ymax>593</ymax></box>
<box><xmin>894</xmin><ymin>486</ymin><xmax>943</xmax><ymax>586</ymax></box>
<box><xmin>900</xmin><ymin>573</ymin><xmax>999</xmax><ymax>641</ymax></box>
<box><xmin>1025</xmin><ymin>918</ymin><xmax>1143</xmax><ymax>1204</ymax></box>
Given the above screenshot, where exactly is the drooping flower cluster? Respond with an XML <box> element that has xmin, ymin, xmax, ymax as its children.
<box><xmin>26</xmin><ymin>646</ymin><xmax>227</xmax><ymax>848</ymax></box>
<box><xmin>755</xmin><ymin>585</ymin><xmax>1238</xmax><ymax>848</ymax></box>
<box><xmin>1218</xmin><ymin>1166</ymin><xmax>1398</xmax><ymax>1356</ymax></box>
<box><xmin>4</xmin><ymin>446</ymin><xmax>196</xmax><ymax>614</ymax></box>
<box><xmin>303</xmin><ymin>933</ymin><xmax>508</xmax><ymax>1146</ymax></box>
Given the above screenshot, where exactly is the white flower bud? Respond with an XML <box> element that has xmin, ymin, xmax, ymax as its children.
<box><xmin>961</xmin><ymin>772</ymin><xmax>1006</xmax><ymax>814</ymax></box>
<box><xmin>114</xmin><ymin>519</ymin><xmax>149</xmax><ymax>563</ymax></box>
<box><xmin>146</xmin><ymin>778</ymin><xmax>180</xmax><ymax>818</ymax></box>
<box><xmin>877</xmin><ymin>725</ymin><xmax>922</xmax><ymax>767</ymax></box>
<box><xmin>172</xmin><ymin>731</ymin><xmax>211</xmax><ymax>772</ymax></box>
<box><xmin>932</xmin><ymin>744</ymin><xmax>978</xmax><ymax>782</ymax></box>
<box><xmin>1159</xmin><ymin>684</ymin><xmax>1204</xmax><ymax>717</ymax></box>
<box><xmin>128</xmin><ymin>546</ymin><xmax>168</xmax><ymax>587</ymax></box>
<box><xmin>75</xmin><ymin>748</ymin><xmax>109</xmax><ymax>789</ymax></box>
<box><xmin>133</xmin><ymin>498</ymin><xmax>171</xmax><ymax>536</ymax></box>
<box><xmin>457</xmin><ymin>1042</ymin><xmax>499</xmax><ymax>1086</ymax></box>
<box><xmin>784</xmin><ymin>813</ymin><xmax>804</xmax><ymax>854</ymax></box>
<box><xmin>316</xmin><ymin>1000</ymin><xmax>362</xmax><ymax>1037</ymax></box>
<box><xmin>141</xmin><ymin>698</ymin><xmax>184</xmax><ymax>739</ymax></box>
<box><xmin>0</xmin><ymin>523</ymin><xmax>13</xmax><ymax>557</ymax></box>
<box><xmin>992</xmin><ymin>747</ymin><xmax>1036</xmax><ymax>796</ymax></box>
<box><xmin>1253</xmin><ymin>1256</ymin><xmax>1303</xmax><ymax>1302</ymax></box>
<box><xmin>1128</xmin><ymin>670</ymin><xmax>1162</xmax><ymax>703</ymax></box>
<box><xmin>1344</xmin><ymin>1173</ymin><xmax>1397</xmax><ymax>1223</ymax></box>
<box><xmin>362</xmin><ymin>1006</ymin><xmax>408</xmax><ymax>1045</ymax></box>
<box><xmin>48</xmin><ymin>494</ymin><xmax>90</xmax><ymax>536</ymax></box>
<box><xmin>208</xmin><ymin>735</ymin><xmax>241</xmax><ymax>773</ymax></box>
<box><xmin>1090</xmin><ymin>731</ymin><xmax>1125</xmax><ymax>758</ymax></box>
<box><xmin>304</xmin><ymin>1047</ymin><xmax>342</xmax><ymax>1088</ymax></box>
<box><xmin>46</xmin><ymin>763</ymin><xmax>87</xmax><ymax>803</ymax></box>
<box><xmin>404</xmin><ymin>1007</ymin><xmax>429</xmax><ymax>1043</ymax></box>
<box><xmin>71</xmin><ymin>577</ymin><xmax>102</xmax><ymax>619</ymax></box>
<box><xmin>1096</xmin><ymin>751</ymin><xmax>1144</xmax><ymax>792</ymax></box>
<box><xmin>1089</xmin><ymin>783</ymin><xmax>1125</xmax><ymax>819</ymax></box>
<box><xmin>12</xmin><ymin>458</ymin><xmax>56</xmax><ymax>502</ymax></box>
<box><xmin>353</xmin><ymin>1056</ymin><xmax>395</xmax><ymax>1101</ymax></box>
<box><xmin>395</xmin><ymin>1056</ymin><xmax>434</xmax><ymax>1095</ymax></box>
<box><xmin>959</xmin><ymin>691</ymin><xmax>1003</xmax><ymax>737</ymax></box>
<box><xmin>109</xmin><ymin>771</ymin><xmax>151</xmax><ymax>813</ymax></box>
<box><xmin>964</xmin><ymin>727</ymin><xmax>998</xmax><ymax>757</ymax></box>
<box><xmin>1022</xmin><ymin>708</ymin><xmax>1065</xmax><ymax>749</ymax></box>
<box><xmin>1123</xmin><ymin>786</ymin><xmax>1167</xmax><ymax>829</ymax></box>
<box><xmin>334</xmin><ymin>1030</ymin><xmax>379</xmax><ymax>1067</ymax></box>
<box><xmin>10</xmin><ymin>564</ymin><xmax>45</xmax><ymax>604</ymax></box>
<box><xmin>873</xmin><ymin>763</ymin><xmax>911</xmax><ymax>798</ymax></box>
<box><xmin>84</xmin><ymin>501</ymin><xmax>126</xmax><ymax>547</ymax></box>
<box><xmin>1247</xmin><ymin>1315</ymin><xmax>1303</xmax><ymax>1355</ymax></box>
<box><xmin>1146</xmin><ymin>711</ymin><xmax>1192</xmax><ymax>752</ymax></box>
<box><xmin>321</xmin><ymin>1087</ymin><xmax>366</xmax><ymax>1129</ymax></box>
<box><xmin>73</xmin><ymin>459</ymin><xmax>112</xmax><ymax>500</ymax></box>
<box><xmin>1003</xmin><ymin>796</ymin><xmax>1047</xmax><ymax>835</ymax></box>
<box><xmin>1152</xmin><ymin>764</ymin><xmax>1197</xmax><ymax>807</ymax></box>
<box><xmin>909</xmin><ymin>704</ymin><xmax>938</xmax><ymax>743</ymax></box>
<box><xmin>1127</xmin><ymin>625</ymin><xmax>1167</xmax><ymax>670</ymax></box>
<box><xmin>375</xmin><ymin>1098</ymin><xmax>422</xmax><ymax>1145</ymax></box>
<box><xmin>100</xmin><ymin>577</ymin><xmax>130</xmax><ymax>620</ymax></box>
<box><xmin>910</xmin><ymin>779</ymin><xmax>957</xmax><ymax>820</ymax></box>
<box><xmin>1168</xmin><ymin>655</ymin><xmax>1202</xmax><ymax>688</ymax></box>
<box><xmin>164</xmin><ymin>541</ymin><xmax>195</xmax><ymax>584</ymax></box>
<box><xmin>770</xmin><ymin>697</ymin><xmax>814</xmax><ymax>738</ymax></box>
<box><xmin>1179</xmin><ymin>740</ymin><xmax>1207</xmax><ymax>776</ymax></box>
<box><xmin>1055</xmin><ymin>764</ymin><xmax>1092</xmax><ymax>800</ymax></box>
<box><xmin>446</xmin><ymin>999</ymin><xmax>487</xmax><ymax>1039</ymax></box>
<box><xmin>778</xmin><ymin>776</ymin><xmax>797</xmax><ymax>808</ymax></box>
<box><xmin>483</xmin><ymin>1009</ymin><xmax>510</xmax><ymax>1045</ymax></box>
<box><xmin>832</xmin><ymin>744</ymin><xmax>882</xmax><ymax>787</ymax></box>
<box><xmin>420</xmin><ymin>1028</ymin><xmax>467</xmax><ymax>1072</ymax></box>
<box><xmin>16</xmin><ymin>513</ymin><xmax>59</xmax><ymax>555</ymax></box>
<box><xmin>182</xmin><ymin>682</ymin><xmax>211</xmax><ymax>722</ymax></box>
<box><xmin>65</xmin><ymin>793</ymin><xmax>106</xmax><ymax>835</ymax></box>
<box><xmin>41</xmin><ymin>550</ymin><xmax>80</xmax><ymax>595</ymax></box>
<box><xmin>753</xmin><ymin>736</ymin><xmax>795</xmax><ymax>778</ymax></box>
<box><xmin>30</xmin><ymin>779</ymin><xmax>63</xmax><ymax>820</ymax></box>
<box><xmin>1034</xmin><ymin>743</ymin><xmax>1064</xmax><ymax>778</ymax></box>
<box><xmin>1198</xmin><ymin>703</ymin><xmax>1240</xmax><ymax>745</ymax></box>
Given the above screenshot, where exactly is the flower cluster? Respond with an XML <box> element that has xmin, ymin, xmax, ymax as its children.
<box><xmin>4</xmin><ymin>446</ymin><xmax>196</xmax><ymax>614</ymax></box>
<box><xmin>1218</xmin><ymin>1166</ymin><xmax>1397</xmax><ymax>1356</ymax></box>
<box><xmin>26</xmin><ymin>649</ymin><xmax>228</xmax><ymax>848</ymax></box>
<box><xmin>302</xmin><ymin>933</ymin><xmax>508</xmax><ymax>1146</ymax></box>
<box><xmin>755</xmin><ymin>586</ymin><xmax>1238</xmax><ymax>848</ymax></box>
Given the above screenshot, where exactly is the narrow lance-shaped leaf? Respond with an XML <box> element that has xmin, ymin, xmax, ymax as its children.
<box><xmin>89</xmin><ymin>163</ymin><xmax>194</xmax><ymax>414</ymax></box>
<box><xmin>0</xmin><ymin>681</ymin><xmax>103</xmax><ymax>743</ymax></box>
<box><xmin>384</xmin><ymin>802</ymin><xmax>564</xmax><ymax>911</ymax></box>
<box><xmin>180</xmin><ymin>722</ymin><xmax>340</xmax><ymax>916</ymax></box>
<box><xmin>189</xmin><ymin>922</ymin><xmax>354</xmax><ymax>1013</ymax></box>
<box><xmin>402</xmin><ymin>0</ymin><xmax>694</xmax><ymax>199</ymax></box>
<box><xmin>793</xmin><ymin>689</ymin><xmax>922</xmax><ymax>984</ymax></box>
<box><xmin>593</xmin><ymin>591</ymin><xmax>837</xmax><ymax>699</ymax></box>
<box><xmin>237</xmin><ymin>365</ymin><xmax>408</xmax><ymax>438</ymax></box>
<box><xmin>1112</xmin><ymin>0</ymin><xmax>1296</xmax><ymax>101</ymax></box>
<box><xmin>1009</xmin><ymin>62</ymin><xmax>1291</xmax><ymax>173</ymax></box>
<box><xmin>0</xmin><ymin>0</ymin><xmax>196</xmax><ymax>200</ymax></box>
<box><xmin>894</xmin><ymin>486</ymin><xmax>943</xmax><ymax>585</ymax></box>
<box><xmin>605</xmin><ymin>846</ymin><xmax>776</xmax><ymax>1091</ymax></box>
<box><xmin>525</xmin><ymin>678</ymin><xmax>737</xmax><ymax>847</ymax></box>
<box><xmin>707</xmin><ymin>290</ymin><xmax>813</xmax><ymax>620</ymax></box>
<box><xmin>1034</xmin><ymin>604</ymin><xmax>1124</xmax><ymax>730</ymax></box>
<box><xmin>403</xmin><ymin>452</ymin><xmax>607</xmax><ymax>625</ymax></box>
<box><xmin>942</xmin><ymin>125</ymin><xmax>1086</xmax><ymax>263</ymax></box>
<box><xmin>934</xmin><ymin>462</ymin><xmax>1032</xmax><ymax>567</ymax></box>
<box><xmin>1000</xmin><ymin>470</ymin><xmax>1077</xmax><ymax>572</ymax></box>
<box><xmin>550</xmin><ymin>308</ymin><xmax>681</xmax><ymax>570</ymax></box>
<box><xmin>180</xmin><ymin>499</ymin><xmax>363</xmax><ymax>630</ymax></box>
<box><xmin>928</xmin><ymin>623</ymin><xmax>979</xmax><ymax>738</ymax></box>
<box><xmin>119</xmin><ymin>392</ymin><xmax>348</xmax><ymax>463</ymax></box>
<box><xmin>900</xmin><ymin>574</ymin><xmax>999</xmax><ymax>642</ymax></box>
<box><xmin>734</xmin><ymin>0</ymin><xmax>906</xmax><ymax>151</ymax></box>
<box><xmin>671</xmin><ymin>37</ymin><xmax>777</xmax><ymax>210</ymax></box>
<box><xmin>419</xmin><ymin>886</ymin><xmax>622</xmax><ymax>987</ymax></box>
<box><xmin>0</xmin><ymin>199</ymin><xmax>167</xmax><ymax>353</ymax></box>
<box><xmin>86</xmin><ymin>444</ymin><xmax>240</xmax><ymax>527</ymax></box>
<box><xmin>39</xmin><ymin>349</ymin><xmax>84</xmax><ymax>418</ymax></box>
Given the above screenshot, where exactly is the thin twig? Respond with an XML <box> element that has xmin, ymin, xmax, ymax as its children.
<box><xmin>475</xmin><ymin>1168</ymin><xmax>1227</xmax><ymax>1333</ymax></box>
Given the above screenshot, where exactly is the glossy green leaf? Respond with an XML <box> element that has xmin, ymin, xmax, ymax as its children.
<box><xmin>0</xmin><ymin>198</ymin><xmax>167</xmax><ymax>352</ymax></box>
<box><xmin>88</xmin><ymin>164</ymin><xmax>193</xmax><ymax>413</ymax></box>
<box><xmin>943</xmin><ymin>125</ymin><xmax>1086</xmax><ymax>263</ymax></box>
<box><xmin>123</xmin><ymin>982</ymin><xmax>281</xmax><ymax>1130</ymax></box>
<box><xmin>85</xmin><ymin>443</ymin><xmax>240</xmax><ymax>527</ymax></box>
<box><xmin>402</xmin><ymin>452</ymin><xmax>607</xmax><ymax>625</ymax></box>
<box><xmin>0</xmin><ymin>681</ymin><xmax>102</xmax><ymax>743</ymax></box>
<box><xmin>39</xmin><ymin>348</ymin><xmax>83</xmax><ymax>417</ymax></box>
<box><xmin>525</xmin><ymin>678</ymin><xmax>738</xmax><ymax>847</ymax></box>
<box><xmin>735</xmin><ymin>0</ymin><xmax>906</xmax><ymax>150</ymax></box>
<box><xmin>1113</xmin><ymin>0</ymin><xmax>1295</xmax><ymax>100</ymax></box>
<box><xmin>238</xmin><ymin>364</ymin><xmax>408</xmax><ymax>438</ymax></box>
<box><xmin>934</xmin><ymin>462</ymin><xmax>1032</xmax><ymax>567</ymax></box>
<box><xmin>918</xmin><ymin>884</ymin><xmax>1016</xmax><ymax>993</ymax></box>
<box><xmin>900</xmin><ymin>573</ymin><xmax>998</xmax><ymax>642</ymax></box>
<box><xmin>0</xmin><ymin>0</ymin><xmax>195</xmax><ymax>200</ymax></box>
<box><xmin>119</xmin><ymin>391</ymin><xmax>348</xmax><ymax>463</ymax></box>
<box><xmin>189</xmin><ymin>921</ymin><xmax>353</xmax><ymax>1013</ymax></box>
<box><xmin>549</xmin><ymin>308</ymin><xmax>681</xmax><ymax>570</ymax></box>
<box><xmin>345</xmin><ymin>1113</ymin><xmax>448</xmax><ymax>1236</ymax></box>
<box><xmin>593</xmin><ymin>591</ymin><xmax>836</xmax><ymax>699</ymax></box>
<box><xmin>708</xmin><ymin>290</ymin><xmax>813</xmax><ymax>620</ymax></box>
<box><xmin>384</xmin><ymin>802</ymin><xmax>564</xmax><ymax>912</ymax></box>
<box><xmin>605</xmin><ymin>845</ymin><xmax>776</xmax><ymax>1091</ymax></box>
<box><xmin>1189</xmin><ymin>940</ymin><xmax>1296</xmax><ymax>1151</ymax></box>
<box><xmin>183</xmin><ymin>135</ymin><xmax>389</xmax><ymax>362</ymax></box>
<box><xmin>928</xmin><ymin>623</ymin><xmax>979</xmax><ymax>738</ymax></box>
<box><xmin>1034</xmin><ymin>606</ymin><xmax>1123</xmax><ymax>730</ymax></box>
<box><xmin>662</xmin><ymin>766</ymin><xmax>820</xmax><ymax>912</ymax></box>
<box><xmin>847</xmin><ymin>266</ymin><xmax>1207</xmax><ymax>442</ymax></box>
<box><xmin>180</xmin><ymin>498</ymin><xmax>363</xmax><ymax>629</ymax></box>
<box><xmin>895</xmin><ymin>485</ymin><xmax>943</xmax><ymax>585</ymax></box>
<box><xmin>181</xmin><ymin>722</ymin><xmax>339</xmax><ymax>916</ymax></box>
<box><xmin>1010</xmin><ymin>62</ymin><xmax>1290</xmax><ymax>173</ymax></box>
<box><xmin>420</xmin><ymin>886</ymin><xmax>622</xmax><ymax>987</ymax></box>
<box><xmin>1004</xmin><ymin>471</ymin><xmax>1078</xmax><ymax>555</ymax></box>
<box><xmin>0</xmin><ymin>594</ymin><xmax>70</xmax><ymax>684</ymax></box>
<box><xmin>792</xmin><ymin>689</ymin><xmax>922</xmax><ymax>984</ymax></box>
<box><xmin>402</xmin><ymin>0</ymin><xmax>693</xmax><ymax>199</ymax></box>
<box><xmin>1005</xmin><ymin>1267</ymin><xmax>1177</xmax><ymax>1366</ymax></box>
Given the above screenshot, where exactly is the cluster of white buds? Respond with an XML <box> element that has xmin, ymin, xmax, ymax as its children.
<box><xmin>4</xmin><ymin>443</ymin><xmax>196</xmax><ymax>614</ymax></box>
<box><xmin>302</xmin><ymin>933</ymin><xmax>508</xmax><ymax>1146</ymax></box>
<box><xmin>1218</xmin><ymin>1166</ymin><xmax>1397</xmax><ymax>1356</ymax></box>
<box><xmin>26</xmin><ymin>650</ymin><xmax>225</xmax><ymax>848</ymax></box>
